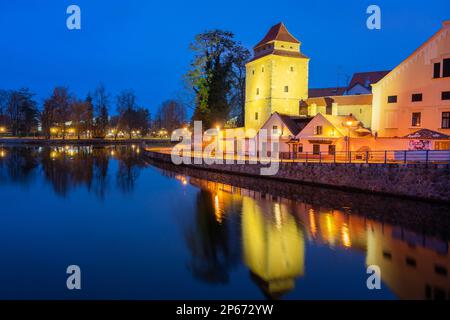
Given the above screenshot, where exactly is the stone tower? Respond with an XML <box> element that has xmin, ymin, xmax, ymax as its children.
<box><xmin>245</xmin><ymin>23</ymin><xmax>309</xmax><ymax>131</ymax></box>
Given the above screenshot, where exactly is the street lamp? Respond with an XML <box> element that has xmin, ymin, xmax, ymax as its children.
<box><xmin>344</xmin><ymin>119</ymin><xmax>354</xmax><ymax>162</ymax></box>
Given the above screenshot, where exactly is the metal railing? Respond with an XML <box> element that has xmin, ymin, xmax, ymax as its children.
<box><xmin>279</xmin><ymin>150</ymin><xmax>450</xmax><ymax>165</ymax></box>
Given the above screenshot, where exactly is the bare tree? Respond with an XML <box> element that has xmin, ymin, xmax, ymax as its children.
<box><xmin>155</xmin><ymin>99</ymin><xmax>187</xmax><ymax>133</ymax></box>
<box><xmin>70</xmin><ymin>99</ymin><xmax>87</xmax><ymax>140</ymax></box>
<box><xmin>93</xmin><ymin>84</ymin><xmax>110</xmax><ymax>138</ymax></box>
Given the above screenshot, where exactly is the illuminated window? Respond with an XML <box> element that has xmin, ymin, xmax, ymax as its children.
<box><xmin>387</xmin><ymin>95</ymin><xmax>397</xmax><ymax>103</ymax></box>
<box><xmin>411</xmin><ymin>112</ymin><xmax>421</xmax><ymax>127</ymax></box>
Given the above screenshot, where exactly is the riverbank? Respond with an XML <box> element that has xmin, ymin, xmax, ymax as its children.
<box><xmin>0</xmin><ymin>137</ymin><xmax>172</xmax><ymax>146</ymax></box>
<box><xmin>144</xmin><ymin>149</ymin><xmax>450</xmax><ymax>203</ymax></box>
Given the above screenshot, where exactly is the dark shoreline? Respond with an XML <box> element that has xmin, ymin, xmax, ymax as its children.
<box><xmin>0</xmin><ymin>138</ymin><xmax>171</xmax><ymax>146</ymax></box>
<box><xmin>143</xmin><ymin>149</ymin><xmax>450</xmax><ymax>204</ymax></box>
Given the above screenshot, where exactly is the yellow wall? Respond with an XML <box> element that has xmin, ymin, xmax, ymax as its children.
<box><xmin>245</xmin><ymin>50</ymin><xmax>309</xmax><ymax>131</ymax></box>
<box><xmin>372</xmin><ymin>22</ymin><xmax>450</xmax><ymax>137</ymax></box>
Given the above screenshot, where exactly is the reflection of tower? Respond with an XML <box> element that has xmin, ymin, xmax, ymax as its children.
<box><xmin>241</xmin><ymin>197</ymin><xmax>305</xmax><ymax>299</ymax></box>
<box><xmin>366</xmin><ymin>222</ymin><xmax>450</xmax><ymax>300</ymax></box>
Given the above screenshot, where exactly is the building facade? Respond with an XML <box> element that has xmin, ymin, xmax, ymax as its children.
<box><xmin>371</xmin><ymin>21</ymin><xmax>450</xmax><ymax>141</ymax></box>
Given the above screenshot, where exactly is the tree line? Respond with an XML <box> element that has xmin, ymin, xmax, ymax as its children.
<box><xmin>0</xmin><ymin>85</ymin><xmax>188</xmax><ymax>139</ymax></box>
<box><xmin>0</xmin><ymin>28</ymin><xmax>251</xmax><ymax>138</ymax></box>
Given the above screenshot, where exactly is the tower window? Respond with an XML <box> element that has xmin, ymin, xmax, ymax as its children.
<box><xmin>433</xmin><ymin>62</ymin><xmax>441</xmax><ymax>78</ymax></box>
<box><xmin>256</xmin><ymin>88</ymin><xmax>259</xmax><ymax>95</ymax></box>
<box><xmin>412</xmin><ymin>93</ymin><xmax>422</xmax><ymax>102</ymax></box>
<box><xmin>252</xmin><ymin>70</ymin><xmax>255</xmax><ymax>75</ymax></box>
<box><xmin>284</xmin><ymin>86</ymin><xmax>289</xmax><ymax>93</ymax></box>
<box><xmin>290</xmin><ymin>66</ymin><xmax>294</xmax><ymax>72</ymax></box>
<box><xmin>261</xmin><ymin>67</ymin><xmax>264</xmax><ymax>73</ymax></box>
<box><xmin>255</xmin><ymin>112</ymin><xmax>258</xmax><ymax>120</ymax></box>
<box><xmin>387</xmin><ymin>95</ymin><xmax>397</xmax><ymax>103</ymax></box>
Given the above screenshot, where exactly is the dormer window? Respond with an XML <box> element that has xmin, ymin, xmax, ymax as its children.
<box><xmin>314</xmin><ymin>126</ymin><xmax>323</xmax><ymax>135</ymax></box>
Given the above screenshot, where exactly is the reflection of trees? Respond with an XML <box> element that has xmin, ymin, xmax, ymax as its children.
<box><xmin>41</xmin><ymin>146</ymin><xmax>95</xmax><ymax>196</ymax></box>
<box><xmin>0</xmin><ymin>147</ymin><xmax>39</xmax><ymax>185</ymax></box>
<box><xmin>184</xmin><ymin>189</ymin><xmax>240</xmax><ymax>284</ymax></box>
<box><xmin>115</xmin><ymin>146</ymin><xmax>146</xmax><ymax>193</ymax></box>
<box><xmin>0</xmin><ymin>145</ymin><xmax>146</xmax><ymax>198</ymax></box>
<box><xmin>91</xmin><ymin>147</ymin><xmax>109</xmax><ymax>199</ymax></box>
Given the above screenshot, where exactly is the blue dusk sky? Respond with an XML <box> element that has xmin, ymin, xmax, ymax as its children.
<box><xmin>0</xmin><ymin>0</ymin><xmax>448</xmax><ymax>115</ymax></box>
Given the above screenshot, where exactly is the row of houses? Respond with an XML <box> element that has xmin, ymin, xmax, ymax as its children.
<box><xmin>238</xmin><ymin>21</ymin><xmax>450</xmax><ymax>156</ymax></box>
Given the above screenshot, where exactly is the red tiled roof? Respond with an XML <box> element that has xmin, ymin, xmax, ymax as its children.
<box><xmin>348</xmin><ymin>71</ymin><xmax>390</xmax><ymax>90</ymax></box>
<box><xmin>308</xmin><ymin>87</ymin><xmax>347</xmax><ymax>98</ymax></box>
<box><xmin>254</xmin><ymin>22</ymin><xmax>300</xmax><ymax>49</ymax></box>
<box><xmin>250</xmin><ymin>49</ymin><xmax>308</xmax><ymax>62</ymax></box>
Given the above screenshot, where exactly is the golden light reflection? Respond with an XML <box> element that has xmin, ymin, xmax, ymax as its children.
<box><xmin>214</xmin><ymin>194</ymin><xmax>223</xmax><ymax>223</ymax></box>
<box><xmin>341</xmin><ymin>223</ymin><xmax>352</xmax><ymax>248</ymax></box>
<box><xmin>185</xmin><ymin>176</ymin><xmax>450</xmax><ymax>300</ymax></box>
<box><xmin>308</xmin><ymin>208</ymin><xmax>317</xmax><ymax>238</ymax></box>
<box><xmin>242</xmin><ymin>197</ymin><xmax>305</xmax><ymax>298</ymax></box>
<box><xmin>0</xmin><ymin>149</ymin><xmax>6</xmax><ymax>158</ymax></box>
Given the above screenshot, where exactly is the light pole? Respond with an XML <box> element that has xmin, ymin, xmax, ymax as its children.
<box><xmin>345</xmin><ymin>120</ymin><xmax>353</xmax><ymax>163</ymax></box>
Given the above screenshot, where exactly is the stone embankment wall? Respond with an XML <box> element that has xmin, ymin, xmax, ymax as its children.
<box><xmin>145</xmin><ymin>150</ymin><xmax>450</xmax><ymax>203</ymax></box>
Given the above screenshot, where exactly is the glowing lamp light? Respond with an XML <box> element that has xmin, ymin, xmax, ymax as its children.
<box><xmin>0</xmin><ymin>126</ymin><xmax>6</xmax><ymax>133</ymax></box>
<box><xmin>0</xmin><ymin>150</ymin><xmax>6</xmax><ymax>158</ymax></box>
<box><xmin>346</xmin><ymin>121</ymin><xmax>353</xmax><ymax>127</ymax></box>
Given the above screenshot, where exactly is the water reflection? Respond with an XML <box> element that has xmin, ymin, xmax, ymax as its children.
<box><xmin>157</xmin><ymin>163</ymin><xmax>450</xmax><ymax>300</ymax></box>
<box><xmin>0</xmin><ymin>145</ymin><xmax>145</xmax><ymax>197</ymax></box>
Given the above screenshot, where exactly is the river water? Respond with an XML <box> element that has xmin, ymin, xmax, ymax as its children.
<box><xmin>0</xmin><ymin>145</ymin><xmax>448</xmax><ymax>299</ymax></box>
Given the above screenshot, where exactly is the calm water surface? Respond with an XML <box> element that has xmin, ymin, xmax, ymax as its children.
<box><xmin>0</xmin><ymin>145</ymin><xmax>449</xmax><ymax>300</ymax></box>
